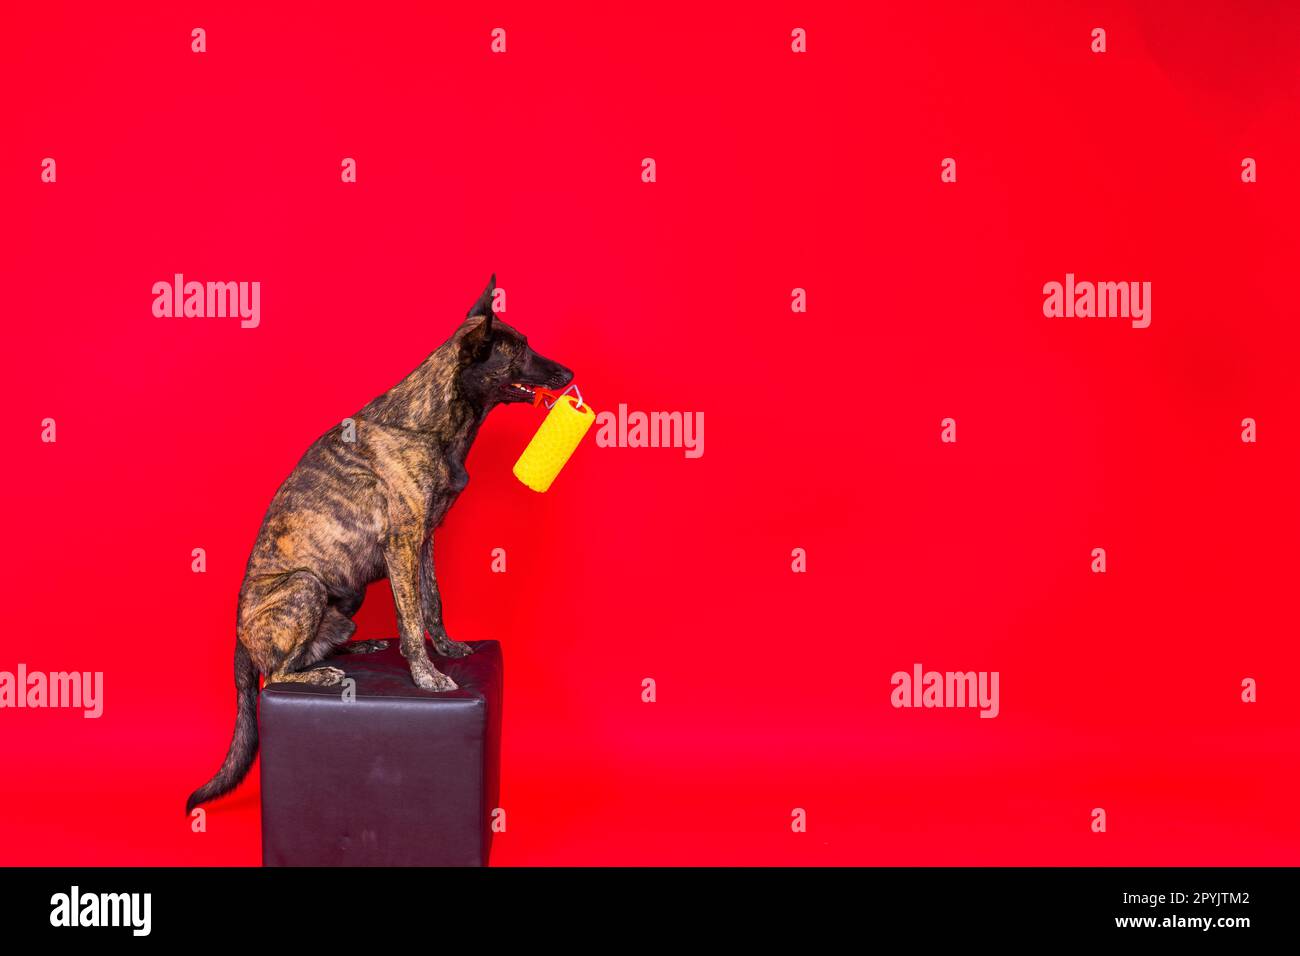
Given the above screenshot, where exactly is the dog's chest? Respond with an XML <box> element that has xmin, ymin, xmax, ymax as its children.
<box><xmin>362</xmin><ymin>421</ymin><xmax>479</xmax><ymax>531</ymax></box>
<box><xmin>374</xmin><ymin>440</ymin><xmax>470</xmax><ymax>524</ymax></box>
<box><xmin>427</xmin><ymin>465</ymin><xmax>469</xmax><ymax>525</ymax></box>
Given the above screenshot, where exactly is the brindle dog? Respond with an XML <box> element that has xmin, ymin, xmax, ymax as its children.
<box><xmin>186</xmin><ymin>276</ymin><xmax>572</xmax><ymax>813</ymax></box>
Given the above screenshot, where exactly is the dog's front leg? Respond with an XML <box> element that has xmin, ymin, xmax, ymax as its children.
<box><xmin>419</xmin><ymin>533</ymin><xmax>475</xmax><ymax>658</ymax></box>
<box><xmin>384</xmin><ymin>533</ymin><xmax>458</xmax><ymax>692</ymax></box>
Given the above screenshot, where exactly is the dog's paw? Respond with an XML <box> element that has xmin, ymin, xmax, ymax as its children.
<box><xmin>309</xmin><ymin>666</ymin><xmax>347</xmax><ymax>686</ymax></box>
<box><xmin>431</xmin><ymin>636</ymin><xmax>474</xmax><ymax>658</ymax></box>
<box><xmin>411</xmin><ymin>663</ymin><xmax>459</xmax><ymax>692</ymax></box>
<box><xmin>341</xmin><ymin>639</ymin><xmax>390</xmax><ymax>654</ymax></box>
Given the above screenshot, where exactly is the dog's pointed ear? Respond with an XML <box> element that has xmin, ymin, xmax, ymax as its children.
<box><xmin>461</xmin><ymin>275</ymin><xmax>496</xmax><ymax>363</ymax></box>
<box><xmin>461</xmin><ymin>316</ymin><xmax>493</xmax><ymax>363</ymax></box>
<box><xmin>467</xmin><ymin>274</ymin><xmax>496</xmax><ymax>319</ymax></box>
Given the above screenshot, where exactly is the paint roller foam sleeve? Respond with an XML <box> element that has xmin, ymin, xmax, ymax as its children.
<box><xmin>513</xmin><ymin>395</ymin><xmax>596</xmax><ymax>493</ymax></box>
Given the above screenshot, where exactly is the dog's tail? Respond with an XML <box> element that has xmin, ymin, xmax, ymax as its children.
<box><xmin>185</xmin><ymin>639</ymin><xmax>260</xmax><ymax>814</ymax></box>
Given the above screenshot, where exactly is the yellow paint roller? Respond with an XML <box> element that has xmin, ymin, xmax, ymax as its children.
<box><xmin>513</xmin><ymin>387</ymin><xmax>596</xmax><ymax>493</ymax></box>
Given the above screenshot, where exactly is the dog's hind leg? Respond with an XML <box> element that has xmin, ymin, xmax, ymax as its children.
<box><xmin>265</xmin><ymin>665</ymin><xmax>346</xmax><ymax>686</ymax></box>
<box><xmin>303</xmin><ymin>605</ymin><xmax>391</xmax><ymax>658</ymax></box>
<box><xmin>242</xmin><ymin>571</ymin><xmax>346</xmax><ymax>687</ymax></box>
<box><xmin>335</xmin><ymin>639</ymin><xmax>390</xmax><ymax>654</ymax></box>
<box><xmin>299</xmin><ymin>602</ymin><xmax>389</xmax><ymax>657</ymax></box>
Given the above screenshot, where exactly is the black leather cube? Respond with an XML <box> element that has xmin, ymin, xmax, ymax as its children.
<box><xmin>259</xmin><ymin>639</ymin><xmax>502</xmax><ymax>866</ymax></box>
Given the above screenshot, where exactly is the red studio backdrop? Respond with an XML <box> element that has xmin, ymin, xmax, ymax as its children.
<box><xmin>3</xmin><ymin>1</ymin><xmax>1299</xmax><ymax>866</ymax></box>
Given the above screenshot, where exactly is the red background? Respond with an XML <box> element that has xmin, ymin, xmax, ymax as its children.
<box><xmin>3</xmin><ymin>1</ymin><xmax>1299</xmax><ymax>865</ymax></box>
